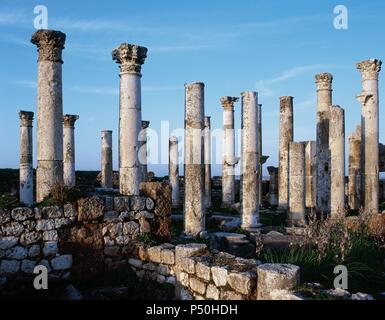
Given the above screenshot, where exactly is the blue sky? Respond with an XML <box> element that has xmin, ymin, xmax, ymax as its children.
<box><xmin>0</xmin><ymin>0</ymin><xmax>384</xmax><ymax>176</ymax></box>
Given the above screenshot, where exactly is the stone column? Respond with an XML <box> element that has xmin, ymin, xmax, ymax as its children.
<box><xmin>267</xmin><ymin>166</ymin><xmax>278</xmax><ymax>206</ymax></box>
<box><xmin>112</xmin><ymin>43</ymin><xmax>148</xmax><ymax>196</ymax></box>
<box><xmin>329</xmin><ymin>106</ymin><xmax>345</xmax><ymax>218</ymax></box>
<box><xmin>315</xmin><ymin>73</ymin><xmax>333</xmax><ymax>213</ymax></box>
<box><xmin>348</xmin><ymin>125</ymin><xmax>361</xmax><ymax>210</ymax></box>
<box><xmin>139</xmin><ymin>120</ymin><xmax>150</xmax><ymax>182</ymax></box>
<box><xmin>258</xmin><ymin>103</ymin><xmax>263</xmax><ymax>206</ymax></box>
<box><xmin>101</xmin><ymin>130</ymin><xmax>113</xmax><ymax>189</ymax></box>
<box><xmin>19</xmin><ymin>111</ymin><xmax>34</xmax><ymax>206</ymax></box>
<box><xmin>169</xmin><ymin>136</ymin><xmax>180</xmax><ymax>208</ymax></box>
<box><xmin>31</xmin><ymin>30</ymin><xmax>66</xmax><ymax>202</ymax></box>
<box><xmin>357</xmin><ymin>59</ymin><xmax>382</xmax><ymax>214</ymax></box>
<box><xmin>240</xmin><ymin>91</ymin><xmax>260</xmax><ymax>231</ymax></box>
<box><xmin>220</xmin><ymin>96</ymin><xmax>239</xmax><ymax>208</ymax></box>
<box><xmin>184</xmin><ymin>82</ymin><xmax>205</xmax><ymax>237</ymax></box>
<box><xmin>278</xmin><ymin>96</ymin><xmax>294</xmax><ymax>209</ymax></box>
<box><xmin>204</xmin><ymin>116</ymin><xmax>212</xmax><ymax>209</ymax></box>
<box><xmin>63</xmin><ymin>114</ymin><xmax>79</xmax><ymax>187</ymax></box>
<box><xmin>305</xmin><ymin>141</ymin><xmax>316</xmax><ymax>208</ymax></box>
<box><xmin>288</xmin><ymin>142</ymin><xmax>306</xmax><ymax>226</ymax></box>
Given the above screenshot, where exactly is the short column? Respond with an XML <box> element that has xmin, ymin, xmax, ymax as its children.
<box><xmin>139</xmin><ymin>120</ymin><xmax>150</xmax><ymax>182</ymax></box>
<box><xmin>63</xmin><ymin>114</ymin><xmax>79</xmax><ymax>187</ymax></box>
<box><xmin>169</xmin><ymin>136</ymin><xmax>180</xmax><ymax>208</ymax></box>
<box><xmin>348</xmin><ymin>125</ymin><xmax>361</xmax><ymax>210</ymax></box>
<box><xmin>267</xmin><ymin>166</ymin><xmax>278</xmax><ymax>206</ymax></box>
<box><xmin>101</xmin><ymin>130</ymin><xmax>113</xmax><ymax>189</ymax></box>
<box><xmin>204</xmin><ymin>116</ymin><xmax>212</xmax><ymax>209</ymax></box>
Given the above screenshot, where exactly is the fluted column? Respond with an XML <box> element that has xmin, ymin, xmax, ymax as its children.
<box><xmin>315</xmin><ymin>73</ymin><xmax>333</xmax><ymax>213</ymax></box>
<box><xmin>348</xmin><ymin>125</ymin><xmax>361</xmax><ymax>210</ymax></box>
<box><xmin>329</xmin><ymin>106</ymin><xmax>345</xmax><ymax>217</ymax></box>
<box><xmin>184</xmin><ymin>82</ymin><xmax>205</xmax><ymax>237</ymax></box>
<box><xmin>278</xmin><ymin>96</ymin><xmax>294</xmax><ymax>208</ymax></box>
<box><xmin>305</xmin><ymin>141</ymin><xmax>316</xmax><ymax>208</ymax></box>
<box><xmin>357</xmin><ymin>59</ymin><xmax>382</xmax><ymax>214</ymax></box>
<box><xmin>288</xmin><ymin>142</ymin><xmax>306</xmax><ymax>226</ymax></box>
<box><xmin>63</xmin><ymin>114</ymin><xmax>79</xmax><ymax>187</ymax></box>
<box><xmin>31</xmin><ymin>29</ymin><xmax>66</xmax><ymax>202</ymax></box>
<box><xmin>101</xmin><ymin>130</ymin><xmax>113</xmax><ymax>189</ymax></box>
<box><xmin>19</xmin><ymin>111</ymin><xmax>34</xmax><ymax>206</ymax></box>
<box><xmin>267</xmin><ymin>166</ymin><xmax>278</xmax><ymax>206</ymax></box>
<box><xmin>112</xmin><ymin>43</ymin><xmax>147</xmax><ymax>195</ymax></box>
<box><xmin>204</xmin><ymin>116</ymin><xmax>212</xmax><ymax>209</ymax></box>
<box><xmin>220</xmin><ymin>96</ymin><xmax>239</xmax><ymax>208</ymax></box>
<box><xmin>139</xmin><ymin>120</ymin><xmax>150</xmax><ymax>182</ymax></box>
<box><xmin>240</xmin><ymin>91</ymin><xmax>260</xmax><ymax>231</ymax></box>
<box><xmin>169</xmin><ymin>136</ymin><xmax>180</xmax><ymax>208</ymax></box>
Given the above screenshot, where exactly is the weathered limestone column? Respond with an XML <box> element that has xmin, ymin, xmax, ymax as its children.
<box><xmin>288</xmin><ymin>142</ymin><xmax>306</xmax><ymax>226</ymax></box>
<box><xmin>101</xmin><ymin>130</ymin><xmax>113</xmax><ymax>189</ymax></box>
<box><xmin>203</xmin><ymin>116</ymin><xmax>212</xmax><ymax>209</ymax></box>
<box><xmin>31</xmin><ymin>29</ymin><xmax>66</xmax><ymax>202</ymax></box>
<box><xmin>63</xmin><ymin>114</ymin><xmax>79</xmax><ymax>187</ymax></box>
<box><xmin>267</xmin><ymin>166</ymin><xmax>278</xmax><ymax>206</ymax></box>
<box><xmin>348</xmin><ymin>125</ymin><xmax>361</xmax><ymax>210</ymax></box>
<box><xmin>305</xmin><ymin>141</ymin><xmax>316</xmax><ymax>208</ymax></box>
<box><xmin>112</xmin><ymin>43</ymin><xmax>147</xmax><ymax>195</ymax></box>
<box><xmin>240</xmin><ymin>91</ymin><xmax>260</xmax><ymax>231</ymax></box>
<box><xmin>139</xmin><ymin>120</ymin><xmax>150</xmax><ymax>182</ymax></box>
<box><xmin>329</xmin><ymin>106</ymin><xmax>346</xmax><ymax>218</ymax></box>
<box><xmin>278</xmin><ymin>96</ymin><xmax>294</xmax><ymax>209</ymax></box>
<box><xmin>357</xmin><ymin>59</ymin><xmax>382</xmax><ymax>214</ymax></box>
<box><xmin>19</xmin><ymin>111</ymin><xmax>34</xmax><ymax>206</ymax></box>
<box><xmin>258</xmin><ymin>103</ymin><xmax>263</xmax><ymax>205</ymax></box>
<box><xmin>169</xmin><ymin>136</ymin><xmax>180</xmax><ymax>208</ymax></box>
<box><xmin>184</xmin><ymin>82</ymin><xmax>205</xmax><ymax>237</ymax></box>
<box><xmin>315</xmin><ymin>73</ymin><xmax>333</xmax><ymax>213</ymax></box>
<box><xmin>220</xmin><ymin>96</ymin><xmax>239</xmax><ymax>208</ymax></box>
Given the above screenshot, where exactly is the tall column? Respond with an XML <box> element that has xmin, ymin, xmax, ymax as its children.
<box><xmin>240</xmin><ymin>91</ymin><xmax>260</xmax><ymax>231</ymax></box>
<box><xmin>63</xmin><ymin>114</ymin><xmax>79</xmax><ymax>187</ymax></box>
<box><xmin>357</xmin><ymin>59</ymin><xmax>382</xmax><ymax>214</ymax></box>
<box><xmin>19</xmin><ymin>111</ymin><xmax>34</xmax><ymax>206</ymax></box>
<box><xmin>184</xmin><ymin>82</ymin><xmax>205</xmax><ymax>237</ymax></box>
<box><xmin>278</xmin><ymin>96</ymin><xmax>294</xmax><ymax>209</ymax></box>
<box><xmin>288</xmin><ymin>142</ymin><xmax>306</xmax><ymax>226</ymax></box>
<box><xmin>267</xmin><ymin>166</ymin><xmax>278</xmax><ymax>206</ymax></box>
<box><xmin>31</xmin><ymin>30</ymin><xmax>66</xmax><ymax>202</ymax></box>
<box><xmin>305</xmin><ymin>141</ymin><xmax>316</xmax><ymax>208</ymax></box>
<box><xmin>220</xmin><ymin>96</ymin><xmax>239</xmax><ymax>208</ymax></box>
<box><xmin>258</xmin><ymin>103</ymin><xmax>263</xmax><ymax>206</ymax></box>
<box><xmin>112</xmin><ymin>43</ymin><xmax>148</xmax><ymax>195</ymax></box>
<box><xmin>329</xmin><ymin>106</ymin><xmax>345</xmax><ymax>218</ymax></box>
<box><xmin>348</xmin><ymin>125</ymin><xmax>361</xmax><ymax>210</ymax></box>
<box><xmin>139</xmin><ymin>120</ymin><xmax>150</xmax><ymax>182</ymax></box>
<box><xmin>315</xmin><ymin>73</ymin><xmax>333</xmax><ymax>213</ymax></box>
<box><xmin>204</xmin><ymin>116</ymin><xmax>212</xmax><ymax>209</ymax></box>
<box><xmin>101</xmin><ymin>130</ymin><xmax>113</xmax><ymax>189</ymax></box>
<box><xmin>169</xmin><ymin>136</ymin><xmax>180</xmax><ymax>208</ymax></box>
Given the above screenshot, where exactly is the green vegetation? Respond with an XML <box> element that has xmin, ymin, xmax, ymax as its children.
<box><xmin>0</xmin><ymin>193</ymin><xmax>20</xmax><ymax>209</ymax></box>
<box><xmin>37</xmin><ymin>184</ymin><xmax>86</xmax><ymax>207</ymax></box>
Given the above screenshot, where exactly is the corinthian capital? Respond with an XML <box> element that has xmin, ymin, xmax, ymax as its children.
<box><xmin>31</xmin><ymin>29</ymin><xmax>66</xmax><ymax>63</ymax></box>
<box><xmin>112</xmin><ymin>43</ymin><xmax>148</xmax><ymax>74</ymax></box>
<box><xmin>357</xmin><ymin>59</ymin><xmax>382</xmax><ymax>80</ymax></box>
<box><xmin>63</xmin><ymin>114</ymin><xmax>79</xmax><ymax>128</ymax></box>
<box><xmin>220</xmin><ymin>96</ymin><xmax>239</xmax><ymax>110</ymax></box>
<box><xmin>141</xmin><ymin>120</ymin><xmax>150</xmax><ymax>129</ymax></box>
<box><xmin>315</xmin><ymin>73</ymin><xmax>333</xmax><ymax>90</ymax></box>
<box><xmin>19</xmin><ymin>111</ymin><xmax>34</xmax><ymax>127</ymax></box>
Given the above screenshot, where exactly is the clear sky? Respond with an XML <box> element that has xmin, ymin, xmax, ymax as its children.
<box><xmin>0</xmin><ymin>0</ymin><xmax>384</xmax><ymax>177</ymax></box>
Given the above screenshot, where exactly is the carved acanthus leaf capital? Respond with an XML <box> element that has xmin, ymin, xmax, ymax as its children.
<box><xmin>19</xmin><ymin>111</ymin><xmax>34</xmax><ymax>127</ymax></box>
<box><xmin>315</xmin><ymin>73</ymin><xmax>333</xmax><ymax>90</ymax></box>
<box><xmin>357</xmin><ymin>59</ymin><xmax>382</xmax><ymax>80</ymax></box>
<box><xmin>141</xmin><ymin>120</ymin><xmax>150</xmax><ymax>129</ymax></box>
<box><xmin>31</xmin><ymin>30</ymin><xmax>66</xmax><ymax>63</ymax></box>
<box><xmin>220</xmin><ymin>96</ymin><xmax>239</xmax><ymax>110</ymax></box>
<box><xmin>112</xmin><ymin>43</ymin><xmax>148</xmax><ymax>74</ymax></box>
<box><xmin>63</xmin><ymin>114</ymin><xmax>79</xmax><ymax>127</ymax></box>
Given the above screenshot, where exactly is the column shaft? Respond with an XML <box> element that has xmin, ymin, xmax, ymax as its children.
<box><xmin>348</xmin><ymin>125</ymin><xmax>361</xmax><ymax>210</ymax></box>
<box><xmin>241</xmin><ymin>91</ymin><xmax>260</xmax><ymax>231</ymax></box>
<box><xmin>267</xmin><ymin>166</ymin><xmax>278</xmax><ymax>206</ymax></box>
<box><xmin>139</xmin><ymin>120</ymin><xmax>150</xmax><ymax>182</ymax></box>
<box><xmin>184</xmin><ymin>82</ymin><xmax>205</xmax><ymax>237</ymax></box>
<box><xmin>204</xmin><ymin>116</ymin><xmax>212</xmax><ymax>209</ymax></box>
<box><xmin>101</xmin><ymin>130</ymin><xmax>113</xmax><ymax>189</ymax></box>
<box><xmin>63</xmin><ymin>115</ymin><xmax>79</xmax><ymax>187</ymax></box>
<box><xmin>169</xmin><ymin>136</ymin><xmax>180</xmax><ymax>208</ymax></box>
<box><xmin>305</xmin><ymin>141</ymin><xmax>316</xmax><ymax>208</ymax></box>
<box><xmin>288</xmin><ymin>142</ymin><xmax>306</xmax><ymax>226</ymax></box>
<box><xmin>19</xmin><ymin>111</ymin><xmax>34</xmax><ymax>206</ymax></box>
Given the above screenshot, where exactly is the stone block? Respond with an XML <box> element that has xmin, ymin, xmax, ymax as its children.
<box><xmin>206</xmin><ymin>284</ymin><xmax>220</xmax><ymax>300</ymax></box>
<box><xmin>64</xmin><ymin>203</ymin><xmax>77</xmax><ymax>218</ymax></box>
<box><xmin>175</xmin><ymin>243</ymin><xmax>207</xmax><ymax>260</ymax></box>
<box><xmin>189</xmin><ymin>277</ymin><xmax>206</xmax><ymax>295</ymax></box>
<box><xmin>123</xmin><ymin>221</ymin><xmax>139</xmax><ymax>236</ymax></box>
<box><xmin>228</xmin><ymin>271</ymin><xmax>256</xmax><ymax>295</ymax></box>
<box><xmin>20</xmin><ymin>231</ymin><xmax>41</xmax><ymax>245</ymax></box>
<box><xmin>211</xmin><ymin>266</ymin><xmax>228</xmax><ymax>287</ymax></box>
<box><xmin>114</xmin><ymin>196</ymin><xmax>130</xmax><ymax>212</ymax></box>
<box><xmin>180</xmin><ymin>257</ymin><xmax>195</xmax><ymax>274</ymax></box>
<box><xmin>41</xmin><ymin>205</ymin><xmax>63</xmax><ymax>219</ymax></box>
<box><xmin>36</xmin><ymin>219</ymin><xmax>55</xmax><ymax>231</ymax></box>
<box><xmin>160</xmin><ymin>246</ymin><xmax>175</xmax><ymax>265</ymax></box>
<box><xmin>78</xmin><ymin>196</ymin><xmax>104</xmax><ymax>221</ymax></box>
<box><xmin>0</xmin><ymin>208</ymin><xmax>11</xmax><ymax>224</ymax></box>
<box><xmin>147</xmin><ymin>246</ymin><xmax>162</xmax><ymax>263</ymax></box>
<box><xmin>179</xmin><ymin>272</ymin><xmax>189</xmax><ymax>286</ymax></box>
<box><xmin>196</xmin><ymin>260</ymin><xmax>211</xmax><ymax>281</ymax></box>
<box><xmin>2</xmin><ymin>222</ymin><xmax>24</xmax><ymax>236</ymax></box>
<box><xmin>43</xmin><ymin>230</ymin><xmax>58</xmax><ymax>241</ymax></box>
<box><xmin>158</xmin><ymin>264</ymin><xmax>170</xmax><ymax>276</ymax></box>
<box><xmin>5</xmin><ymin>246</ymin><xmax>27</xmax><ymax>260</ymax></box>
<box><xmin>11</xmin><ymin>207</ymin><xmax>34</xmax><ymax>221</ymax></box>
<box><xmin>21</xmin><ymin>259</ymin><xmax>36</xmax><ymax>273</ymax></box>
<box><xmin>43</xmin><ymin>241</ymin><xmax>58</xmax><ymax>257</ymax></box>
<box><xmin>130</xmin><ymin>196</ymin><xmax>146</xmax><ymax>211</ymax></box>
<box><xmin>28</xmin><ymin>244</ymin><xmax>41</xmax><ymax>257</ymax></box>
<box><xmin>104</xmin><ymin>211</ymin><xmax>119</xmax><ymax>222</ymax></box>
<box><xmin>221</xmin><ymin>290</ymin><xmax>243</xmax><ymax>300</ymax></box>
<box><xmin>51</xmin><ymin>255</ymin><xmax>73</xmax><ymax>270</ymax></box>
<box><xmin>128</xmin><ymin>258</ymin><xmax>142</xmax><ymax>268</ymax></box>
<box><xmin>0</xmin><ymin>260</ymin><xmax>20</xmax><ymax>274</ymax></box>
<box><xmin>145</xmin><ymin>197</ymin><xmax>154</xmax><ymax>211</ymax></box>
<box><xmin>0</xmin><ymin>236</ymin><xmax>18</xmax><ymax>250</ymax></box>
